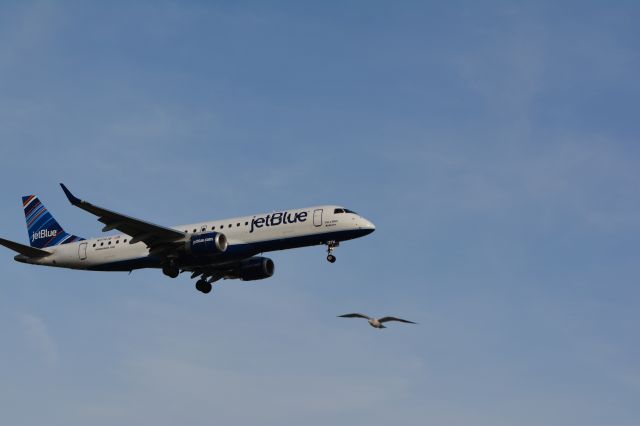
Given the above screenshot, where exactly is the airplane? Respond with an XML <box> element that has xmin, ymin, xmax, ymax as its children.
<box><xmin>0</xmin><ymin>184</ymin><xmax>375</xmax><ymax>294</ymax></box>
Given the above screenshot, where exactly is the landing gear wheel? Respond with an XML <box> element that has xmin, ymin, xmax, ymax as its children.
<box><xmin>325</xmin><ymin>240</ymin><xmax>339</xmax><ymax>263</ymax></box>
<box><xmin>195</xmin><ymin>279</ymin><xmax>213</xmax><ymax>294</ymax></box>
<box><xmin>162</xmin><ymin>263</ymin><xmax>180</xmax><ymax>278</ymax></box>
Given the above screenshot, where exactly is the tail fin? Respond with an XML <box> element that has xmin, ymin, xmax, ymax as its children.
<box><xmin>22</xmin><ymin>195</ymin><xmax>84</xmax><ymax>248</ymax></box>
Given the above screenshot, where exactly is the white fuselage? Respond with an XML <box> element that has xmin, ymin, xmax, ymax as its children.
<box><xmin>21</xmin><ymin>205</ymin><xmax>375</xmax><ymax>272</ymax></box>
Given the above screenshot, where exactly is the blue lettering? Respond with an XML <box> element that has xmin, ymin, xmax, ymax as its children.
<box><xmin>285</xmin><ymin>212</ymin><xmax>295</xmax><ymax>224</ymax></box>
<box><xmin>249</xmin><ymin>211</ymin><xmax>308</xmax><ymax>233</ymax></box>
<box><xmin>271</xmin><ymin>212</ymin><xmax>283</xmax><ymax>226</ymax></box>
<box><xmin>250</xmin><ymin>217</ymin><xmax>265</xmax><ymax>233</ymax></box>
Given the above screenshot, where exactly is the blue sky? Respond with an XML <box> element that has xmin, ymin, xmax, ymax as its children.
<box><xmin>1</xmin><ymin>1</ymin><xmax>639</xmax><ymax>425</ymax></box>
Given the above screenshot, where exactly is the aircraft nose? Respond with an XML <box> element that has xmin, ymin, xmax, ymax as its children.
<box><xmin>360</xmin><ymin>218</ymin><xmax>376</xmax><ymax>234</ymax></box>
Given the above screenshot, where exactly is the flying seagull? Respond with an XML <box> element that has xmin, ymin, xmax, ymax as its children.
<box><xmin>338</xmin><ymin>313</ymin><xmax>416</xmax><ymax>329</ymax></box>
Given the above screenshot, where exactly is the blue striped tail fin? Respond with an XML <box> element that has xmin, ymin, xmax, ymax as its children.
<box><xmin>22</xmin><ymin>195</ymin><xmax>84</xmax><ymax>248</ymax></box>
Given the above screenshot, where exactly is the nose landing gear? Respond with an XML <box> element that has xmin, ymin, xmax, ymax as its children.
<box><xmin>326</xmin><ymin>241</ymin><xmax>339</xmax><ymax>263</ymax></box>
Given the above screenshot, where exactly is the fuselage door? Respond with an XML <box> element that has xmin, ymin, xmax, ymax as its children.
<box><xmin>313</xmin><ymin>209</ymin><xmax>323</xmax><ymax>227</ymax></box>
<box><xmin>78</xmin><ymin>242</ymin><xmax>88</xmax><ymax>261</ymax></box>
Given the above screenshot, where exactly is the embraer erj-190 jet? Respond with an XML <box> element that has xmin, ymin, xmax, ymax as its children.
<box><xmin>0</xmin><ymin>184</ymin><xmax>375</xmax><ymax>294</ymax></box>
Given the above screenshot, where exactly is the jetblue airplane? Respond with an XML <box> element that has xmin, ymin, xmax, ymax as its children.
<box><xmin>0</xmin><ymin>184</ymin><xmax>375</xmax><ymax>294</ymax></box>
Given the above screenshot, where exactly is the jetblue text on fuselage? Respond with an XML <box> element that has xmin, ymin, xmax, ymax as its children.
<box><xmin>32</xmin><ymin>229</ymin><xmax>57</xmax><ymax>242</ymax></box>
<box><xmin>250</xmin><ymin>211</ymin><xmax>308</xmax><ymax>233</ymax></box>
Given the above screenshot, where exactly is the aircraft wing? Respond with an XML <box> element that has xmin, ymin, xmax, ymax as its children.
<box><xmin>60</xmin><ymin>184</ymin><xmax>185</xmax><ymax>249</ymax></box>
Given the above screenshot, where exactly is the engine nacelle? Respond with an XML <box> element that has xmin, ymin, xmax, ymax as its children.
<box><xmin>238</xmin><ymin>257</ymin><xmax>275</xmax><ymax>281</ymax></box>
<box><xmin>186</xmin><ymin>232</ymin><xmax>228</xmax><ymax>256</ymax></box>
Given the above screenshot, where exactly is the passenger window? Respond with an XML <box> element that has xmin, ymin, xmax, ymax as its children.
<box><xmin>124</xmin><ymin>239</ymin><xmax>127</xmax><ymax>243</ymax></box>
<box><xmin>100</xmin><ymin>242</ymin><xmax>104</xmax><ymax>246</ymax></box>
<box><xmin>245</xmin><ymin>222</ymin><xmax>248</xmax><ymax>226</ymax></box>
<box><xmin>212</xmin><ymin>226</ymin><xmax>216</xmax><ymax>230</ymax></box>
<box><xmin>237</xmin><ymin>223</ymin><xmax>240</xmax><ymax>227</ymax></box>
<box><xmin>108</xmin><ymin>241</ymin><xmax>111</xmax><ymax>245</ymax></box>
<box><xmin>116</xmin><ymin>240</ymin><xmax>120</xmax><ymax>244</ymax></box>
<box><xmin>221</xmin><ymin>225</ymin><xmax>224</xmax><ymax>229</ymax></box>
<box><xmin>93</xmin><ymin>244</ymin><xmax>96</xmax><ymax>247</ymax></box>
<box><xmin>193</xmin><ymin>229</ymin><xmax>196</xmax><ymax>233</ymax></box>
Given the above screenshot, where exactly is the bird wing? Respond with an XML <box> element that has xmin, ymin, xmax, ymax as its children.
<box><xmin>338</xmin><ymin>313</ymin><xmax>371</xmax><ymax>320</ymax></box>
<box><xmin>378</xmin><ymin>316</ymin><xmax>416</xmax><ymax>324</ymax></box>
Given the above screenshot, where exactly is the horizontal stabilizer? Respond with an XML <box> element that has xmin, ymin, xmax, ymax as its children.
<box><xmin>0</xmin><ymin>237</ymin><xmax>51</xmax><ymax>258</ymax></box>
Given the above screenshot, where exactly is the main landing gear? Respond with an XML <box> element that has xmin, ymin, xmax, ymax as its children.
<box><xmin>192</xmin><ymin>272</ymin><xmax>222</xmax><ymax>294</ymax></box>
<box><xmin>326</xmin><ymin>240</ymin><xmax>339</xmax><ymax>263</ymax></box>
<box><xmin>195</xmin><ymin>279</ymin><xmax>212</xmax><ymax>294</ymax></box>
<box><xmin>162</xmin><ymin>259</ymin><xmax>180</xmax><ymax>278</ymax></box>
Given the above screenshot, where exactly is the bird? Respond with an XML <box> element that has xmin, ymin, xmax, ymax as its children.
<box><xmin>338</xmin><ymin>313</ymin><xmax>416</xmax><ymax>329</ymax></box>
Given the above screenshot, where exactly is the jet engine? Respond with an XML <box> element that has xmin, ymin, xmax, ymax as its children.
<box><xmin>185</xmin><ymin>232</ymin><xmax>228</xmax><ymax>256</ymax></box>
<box><xmin>238</xmin><ymin>257</ymin><xmax>275</xmax><ymax>281</ymax></box>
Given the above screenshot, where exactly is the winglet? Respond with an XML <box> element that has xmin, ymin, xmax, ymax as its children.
<box><xmin>60</xmin><ymin>183</ymin><xmax>82</xmax><ymax>205</ymax></box>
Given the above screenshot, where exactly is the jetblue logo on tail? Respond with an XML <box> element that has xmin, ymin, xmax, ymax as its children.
<box><xmin>32</xmin><ymin>229</ymin><xmax>58</xmax><ymax>243</ymax></box>
<box><xmin>22</xmin><ymin>194</ymin><xmax>84</xmax><ymax>248</ymax></box>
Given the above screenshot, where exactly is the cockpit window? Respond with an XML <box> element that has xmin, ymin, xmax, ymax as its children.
<box><xmin>334</xmin><ymin>208</ymin><xmax>358</xmax><ymax>215</ymax></box>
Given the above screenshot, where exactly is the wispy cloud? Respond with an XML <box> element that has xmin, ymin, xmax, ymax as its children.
<box><xmin>67</xmin><ymin>355</ymin><xmax>411</xmax><ymax>426</ymax></box>
<box><xmin>20</xmin><ymin>313</ymin><xmax>59</xmax><ymax>366</ymax></box>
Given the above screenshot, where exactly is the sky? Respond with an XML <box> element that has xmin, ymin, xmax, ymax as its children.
<box><xmin>0</xmin><ymin>1</ymin><xmax>639</xmax><ymax>425</ymax></box>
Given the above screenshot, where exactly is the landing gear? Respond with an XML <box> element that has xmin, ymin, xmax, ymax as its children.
<box><xmin>162</xmin><ymin>260</ymin><xmax>180</xmax><ymax>278</ymax></box>
<box><xmin>195</xmin><ymin>279</ymin><xmax>212</xmax><ymax>294</ymax></box>
<box><xmin>191</xmin><ymin>272</ymin><xmax>221</xmax><ymax>294</ymax></box>
<box><xmin>326</xmin><ymin>240</ymin><xmax>339</xmax><ymax>263</ymax></box>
